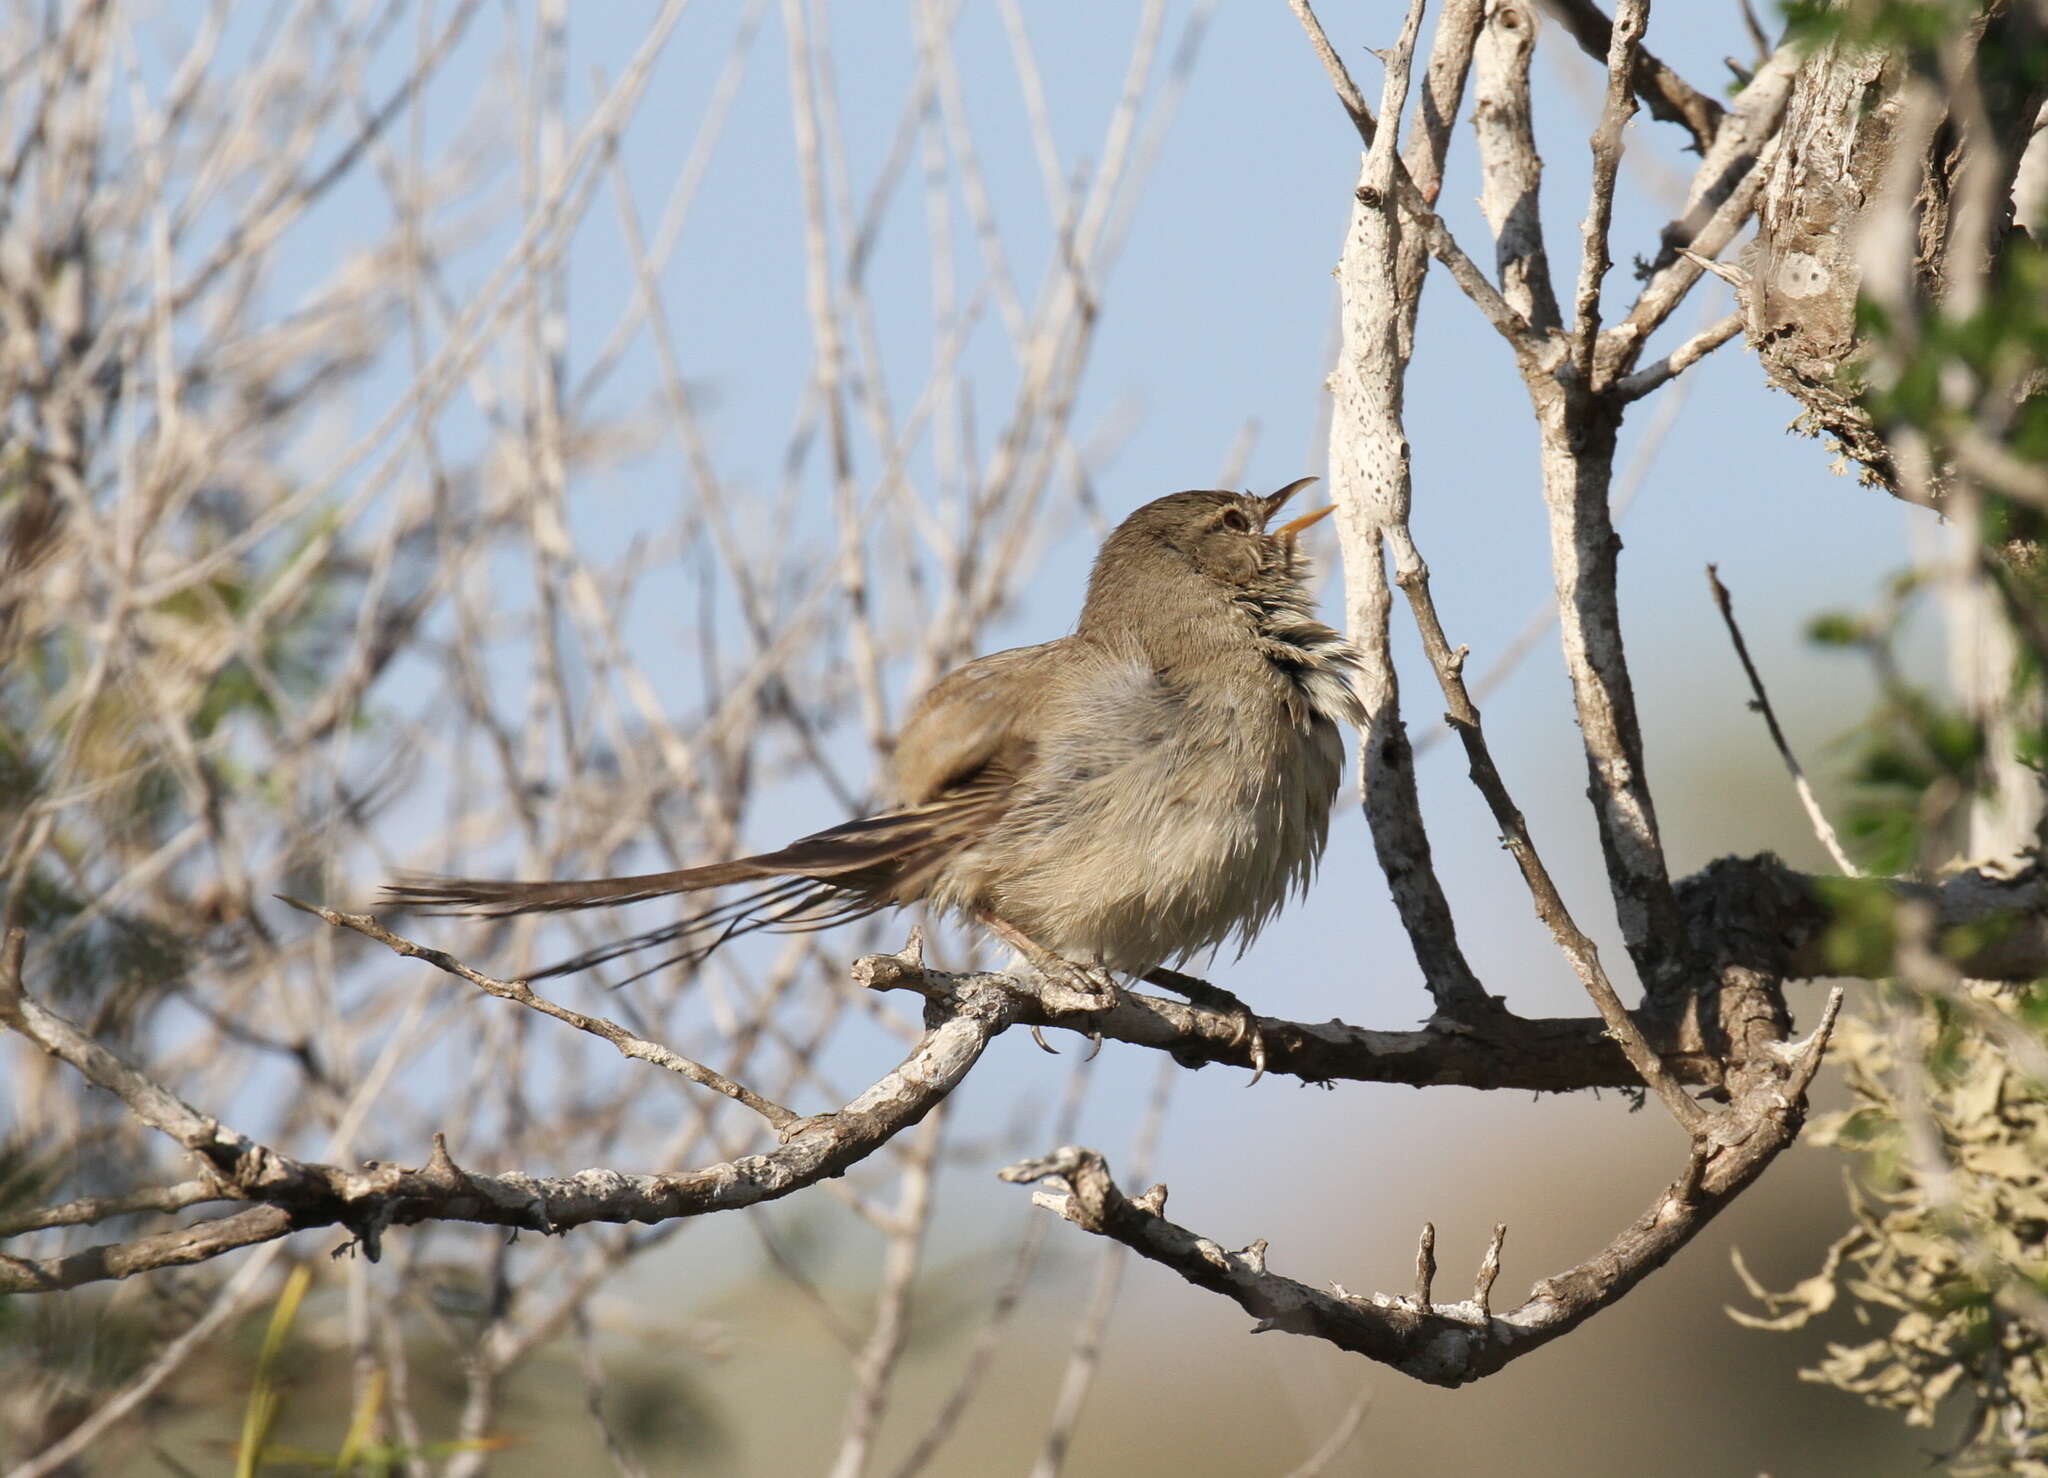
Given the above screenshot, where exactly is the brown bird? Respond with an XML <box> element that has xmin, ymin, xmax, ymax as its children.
<box><xmin>384</xmin><ymin>480</ymin><xmax>1360</xmax><ymax>1064</ymax></box>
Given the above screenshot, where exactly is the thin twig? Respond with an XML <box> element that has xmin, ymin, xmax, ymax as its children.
<box><xmin>1571</xmin><ymin>0</ymin><xmax>1646</xmax><ymax>382</ymax></box>
<box><xmin>281</xmin><ymin>899</ymin><xmax>802</xmax><ymax>1133</ymax></box>
<box><xmin>1705</xmin><ymin>567</ymin><xmax>1860</xmax><ymax>876</ymax></box>
<box><xmin>1289</xmin><ymin>0</ymin><xmax>1376</xmax><ymax>143</ymax></box>
<box><xmin>1027</xmin><ymin>1057</ymin><xmax>1176</xmax><ymax>1478</ymax></box>
<box><xmin>1614</xmin><ymin>309</ymin><xmax>1743</xmax><ymax>401</ymax></box>
<box><xmin>1389</xmin><ymin>560</ymin><xmax>1708</xmax><ymax>1135</ymax></box>
<box><xmin>0</xmin><ymin>1179</ymin><xmax>227</xmax><ymax>1238</ymax></box>
<box><xmin>827</xmin><ymin>1109</ymin><xmax>946</xmax><ymax>1478</ymax></box>
<box><xmin>1282</xmin><ymin>1388</ymin><xmax>1374</xmax><ymax>1478</ymax></box>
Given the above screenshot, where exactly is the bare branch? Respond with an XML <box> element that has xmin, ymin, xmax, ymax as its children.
<box><xmin>864</xmin><ymin>854</ymin><xmax>2048</xmax><ymax>1082</ymax></box>
<box><xmin>0</xmin><ymin>1179</ymin><xmax>227</xmax><ymax>1238</ymax></box>
<box><xmin>1</xmin><ymin>1206</ymin><xmax>298</xmax><ymax>1296</ymax></box>
<box><xmin>0</xmin><ymin>934</ymin><xmax>1014</xmax><ymax>1294</ymax></box>
<box><xmin>1389</xmin><ymin>547</ymin><xmax>1708</xmax><ymax>1135</ymax></box>
<box><xmin>1472</xmin><ymin>1</ymin><xmax>1563</xmax><ymax>332</ymax></box>
<box><xmin>282</xmin><ymin>899</ymin><xmax>801</xmax><ymax>1133</ymax></box>
<box><xmin>1571</xmin><ymin>0</ymin><xmax>1646</xmax><ymax>382</ymax></box>
<box><xmin>1537</xmin><ymin>0</ymin><xmax>1724</xmax><ymax>148</ymax></box>
<box><xmin>1613</xmin><ymin>309</ymin><xmax>1743</xmax><ymax>400</ymax></box>
<box><xmin>1003</xmin><ymin>1003</ymin><xmax>1832</xmax><ymax>1386</ymax></box>
<box><xmin>1289</xmin><ymin>0</ymin><xmax>1376</xmax><ymax>144</ymax></box>
<box><xmin>1283</xmin><ymin>1387</ymin><xmax>1374</xmax><ymax>1478</ymax></box>
<box><xmin>1705</xmin><ymin>568</ymin><xmax>1861</xmax><ymax>875</ymax></box>
<box><xmin>1321</xmin><ymin>0</ymin><xmax>1501</xmax><ymax>1025</ymax></box>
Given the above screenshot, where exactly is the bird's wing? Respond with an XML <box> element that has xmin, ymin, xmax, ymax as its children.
<box><xmin>887</xmin><ymin>639</ymin><xmax>1067</xmax><ymax>806</ymax></box>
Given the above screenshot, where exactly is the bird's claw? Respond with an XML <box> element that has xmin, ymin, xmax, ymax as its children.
<box><xmin>1024</xmin><ymin>958</ymin><xmax>1117</xmax><ymax>1058</ymax></box>
<box><xmin>1238</xmin><ymin>1010</ymin><xmax>1268</xmax><ymax>1087</ymax></box>
<box><xmin>1030</xmin><ymin>1023</ymin><xmax>1105</xmax><ymax>1059</ymax></box>
<box><xmin>1141</xmin><ymin>967</ymin><xmax>1267</xmax><ymax>1086</ymax></box>
<box><xmin>1213</xmin><ymin>997</ymin><xmax>1268</xmax><ymax>1084</ymax></box>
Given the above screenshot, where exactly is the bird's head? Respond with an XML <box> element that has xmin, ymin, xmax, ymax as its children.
<box><xmin>1080</xmin><ymin>478</ymin><xmax>1335</xmax><ymax>629</ymax></box>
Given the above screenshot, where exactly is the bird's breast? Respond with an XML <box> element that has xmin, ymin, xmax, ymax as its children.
<box><xmin>928</xmin><ymin>640</ymin><xmax>1352</xmax><ymax>973</ymax></box>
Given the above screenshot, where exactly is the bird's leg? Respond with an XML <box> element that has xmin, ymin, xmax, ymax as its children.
<box><xmin>974</xmin><ymin>912</ymin><xmax>1120</xmax><ymax>1056</ymax></box>
<box><xmin>1141</xmin><ymin>966</ymin><xmax>1268</xmax><ymax>1085</ymax></box>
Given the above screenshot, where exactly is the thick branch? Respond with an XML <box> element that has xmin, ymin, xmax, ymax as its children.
<box><xmin>0</xmin><ymin>933</ymin><xmax>1010</xmax><ymax>1294</ymax></box>
<box><xmin>1004</xmin><ymin>984</ymin><xmax>1830</xmax><ymax>1385</ymax></box>
<box><xmin>1521</xmin><ymin>373</ymin><xmax>1688</xmax><ymax>993</ymax></box>
<box><xmin>865</xmin><ymin>953</ymin><xmax>1682</xmax><ymax>1091</ymax></box>
<box><xmin>1472</xmin><ymin>1</ymin><xmax>1562</xmax><ymax>333</ymax></box>
<box><xmin>1536</xmin><ymin>0</ymin><xmax>1723</xmax><ymax>149</ymax></box>
<box><xmin>1323</xmin><ymin>0</ymin><xmax>1500</xmax><ymax>1024</ymax></box>
<box><xmin>873</xmin><ymin>850</ymin><xmax>2048</xmax><ymax>1085</ymax></box>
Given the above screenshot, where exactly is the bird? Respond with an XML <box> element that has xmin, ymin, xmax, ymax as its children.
<box><xmin>383</xmin><ymin>479</ymin><xmax>1362</xmax><ymax>1072</ymax></box>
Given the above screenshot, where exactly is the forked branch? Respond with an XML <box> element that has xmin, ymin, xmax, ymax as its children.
<box><xmin>1002</xmin><ymin>992</ymin><xmax>1836</xmax><ymax>1386</ymax></box>
<box><xmin>0</xmin><ymin>926</ymin><xmax>1008</xmax><ymax>1294</ymax></box>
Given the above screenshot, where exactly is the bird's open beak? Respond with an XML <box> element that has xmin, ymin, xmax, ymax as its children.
<box><xmin>1259</xmin><ymin>476</ymin><xmax>1320</xmax><ymax>523</ymax></box>
<box><xmin>1272</xmin><ymin>502</ymin><xmax>1336</xmax><ymax>542</ymax></box>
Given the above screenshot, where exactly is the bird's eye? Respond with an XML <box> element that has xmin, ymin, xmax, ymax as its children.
<box><xmin>1219</xmin><ymin>507</ymin><xmax>1253</xmax><ymax>534</ymax></box>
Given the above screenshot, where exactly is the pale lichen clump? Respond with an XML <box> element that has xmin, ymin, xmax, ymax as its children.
<box><xmin>1736</xmin><ymin>994</ymin><xmax>2048</xmax><ymax>1475</ymax></box>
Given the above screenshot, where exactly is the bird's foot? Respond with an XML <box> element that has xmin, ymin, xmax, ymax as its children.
<box><xmin>1024</xmin><ymin>959</ymin><xmax>1117</xmax><ymax>1058</ymax></box>
<box><xmin>1142</xmin><ymin>967</ymin><xmax>1269</xmax><ymax>1086</ymax></box>
<box><xmin>972</xmin><ymin>912</ymin><xmax>1119</xmax><ymax>1053</ymax></box>
<box><xmin>1032</xmin><ymin>957</ymin><xmax>1121</xmax><ymax>1012</ymax></box>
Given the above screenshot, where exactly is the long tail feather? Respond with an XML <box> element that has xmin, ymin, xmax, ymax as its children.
<box><xmin>379</xmin><ymin>803</ymin><xmax>985</xmax><ymax>983</ymax></box>
<box><xmin>527</xmin><ymin>877</ymin><xmax>819</xmax><ymax>980</ymax></box>
<box><xmin>544</xmin><ymin>883</ymin><xmax>891</xmax><ymax>986</ymax></box>
<box><xmin>379</xmin><ymin>806</ymin><xmax>961</xmax><ymax>919</ymax></box>
<box><xmin>381</xmin><ymin>861</ymin><xmax>768</xmax><ymax>916</ymax></box>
